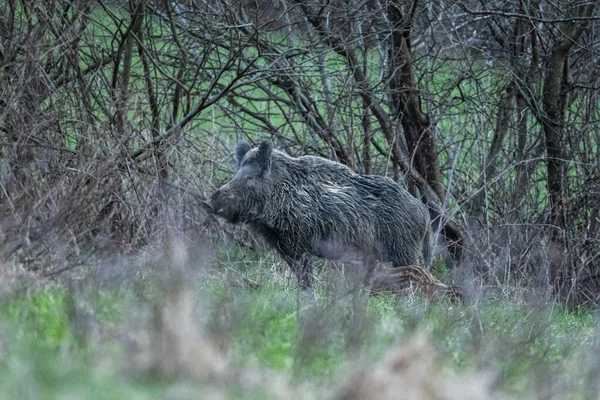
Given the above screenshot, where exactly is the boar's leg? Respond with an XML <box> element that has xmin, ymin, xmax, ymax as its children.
<box><xmin>294</xmin><ymin>257</ymin><xmax>315</xmax><ymax>290</ymax></box>
<box><xmin>281</xmin><ymin>253</ymin><xmax>314</xmax><ymax>290</ymax></box>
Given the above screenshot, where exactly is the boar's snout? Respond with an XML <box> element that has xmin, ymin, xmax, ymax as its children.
<box><xmin>202</xmin><ymin>198</ymin><xmax>215</xmax><ymax>213</ymax></box>
<box><xmin>202</xmin><ymin>195</ymin><xmax>224</xmax><ymax>215</ymax></box>
<box><xmin>202</xmin><ymin>190</ymin><xmax>240</xmax><ymax>223</ymax></box>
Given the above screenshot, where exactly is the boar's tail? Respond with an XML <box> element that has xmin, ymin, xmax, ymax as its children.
<box><xmin>423</xmin><ymin>225</ymin><xmax>433</xmax><ymax>268</ymax></box>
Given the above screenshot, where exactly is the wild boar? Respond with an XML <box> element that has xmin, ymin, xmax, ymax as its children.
<box><xmin>203</xmin><ymin>141</ymin><xmax>433</xmax><ymax>288</ymax></box>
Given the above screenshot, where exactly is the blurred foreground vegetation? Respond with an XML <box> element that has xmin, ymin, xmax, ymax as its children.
<box><xmin>1</xmin><ymin>246</ymin><xmax>599</xmax><ymax>399</ymax></box>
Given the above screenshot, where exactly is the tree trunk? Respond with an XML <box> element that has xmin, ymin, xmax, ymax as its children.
<box><xmin>388</xmin><ymin>0</ymin><xmax>444</xmax><ymax>202</ymax></box>
<box><xmin>387</xmin><ymin>0</ymin><xmax>462</xmax><ymax>264</ymax></box>
<box><xmin>540</xmin><ymin>3</ymin><xmax>595</xmax><ymax>295</ymax></box>
<box><xmin>542</xmin><ymin>3</ymin><xmax>594</xmax><ymax>243</ymax></box>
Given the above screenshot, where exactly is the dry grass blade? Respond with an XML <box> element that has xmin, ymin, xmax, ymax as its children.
<box><xmin>334</xmin><ymin>334</ymin><xmax>500</xmax><ymax>400</ymax></box>
<box><xmin>129</xmin><ymin>279</ymin><xmax>228</xmax><ymax>381</ymax></box>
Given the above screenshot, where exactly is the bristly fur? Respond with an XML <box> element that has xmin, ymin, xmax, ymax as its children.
<box><xmin>204</xmin><ymin>140</ymin><xmax>434</xmax><ymax>289</ymax></box>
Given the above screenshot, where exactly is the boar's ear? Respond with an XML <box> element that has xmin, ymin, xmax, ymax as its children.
<box><xmin>256</xmin><ymin>140</ymin><xmax>273</xmax><ymax>174</ymax></box>
<box><xmin>235</xmin><ymin>140</ymin><xmax>251</xmax><ymax>168</ymax></box>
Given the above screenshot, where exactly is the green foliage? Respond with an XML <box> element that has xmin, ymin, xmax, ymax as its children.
<box><xmin>2</xmin><ymin>288</ymin><xmax>74</xmax><ymax>352</ymax></box>
<box><xmin>231</xmin><ymin>288</ymin><xmax>299</xmax><ymax>371</ymax></box>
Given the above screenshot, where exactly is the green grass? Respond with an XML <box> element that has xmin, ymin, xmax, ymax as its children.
<box><xmin>0</xmin><ymin>249</ymin><xmax>598</xmax><ymax>399</ymax></box>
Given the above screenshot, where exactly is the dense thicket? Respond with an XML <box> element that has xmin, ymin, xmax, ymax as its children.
<box><xmin>1</xmin><ymin>0</ymin><xmax>599</xmax><ymax>305</ymax></box>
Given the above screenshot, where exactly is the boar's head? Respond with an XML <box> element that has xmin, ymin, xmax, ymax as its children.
<box><xmin>202</xmin><ymin>140</ymin><xmax>274</xmax><ymax>224</ymax></box>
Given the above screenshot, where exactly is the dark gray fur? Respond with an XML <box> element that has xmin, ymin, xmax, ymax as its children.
<box><xmin>203</xmin><ymin>140</ymin><xmax>433</xmax><ymax>288</ymax></box>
